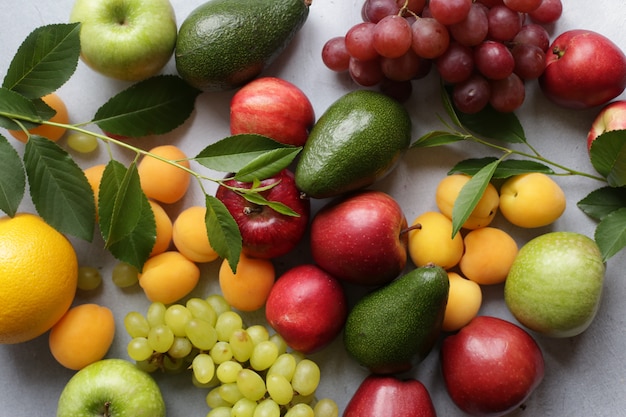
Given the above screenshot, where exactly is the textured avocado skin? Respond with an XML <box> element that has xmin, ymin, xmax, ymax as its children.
<box><xmin>295</xmin><ymin>90</ymin><xmax>412</xmax><ymax>199</ymax></box>
<box><xmin>343</xmin><ymin>265</ymin><xmax>449</xmax><ymax>374</ymax></box>
<box><xmin>175</xmin><ymin>0</ymin><xmax>309</xmax><ymax>91</ymax></box>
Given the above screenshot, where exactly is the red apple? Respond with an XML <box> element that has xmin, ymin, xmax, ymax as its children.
<box><xmin>265</xmin><ymin>264</ymin><xmax>347</xmax><ymax>354</ymax></box>
<box><xmin>344</xmin><ymin>375</ymin><xmax>437</xmax><ymax>417</ymax></box>
<box><xmin>586</xmin><ymin>100</ymin><xmax>626</xmax><ymax>151</ymax></box>
<box><xmin>441</xmin><ymin>316</ymin><xmax>545</xmax><ymax>417</ymax></box>
<box><xmin>230</xmin><ymin>77</ymin><xmax>315</xmax><ymax>147</ymax></box>
<box><xmin>215</xmin><ymin>169</ymin><xmax>310</xmax><ymax>259</ymax></box>
<box><xmin>539</xmin><ymin>29</ymin><xmax>626</xmax><ymax>109</ymax></box>
<box><xmin>310</xmin><ymin>190</ymin><xmax>409</xmax><ymax>286</ymax></box>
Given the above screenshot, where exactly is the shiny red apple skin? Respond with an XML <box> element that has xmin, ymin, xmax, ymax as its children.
<box><xmin>265</xmin><ymin>264</ymin><xmax>348</xmax><ymax>354</ymax></box>
<box><xmin>215</xmin><ymin>169</ymin><xmax>310</xmax><ymax>259</ymax></box>
<box><xmin>344</xmin><ymin>375</ymin><xmax>437</xmax><ymax>417</ymax></box>
<box><xmin>441</xmin><ymin>316</ymin><xmax>545</xmax><ymax>417</ymax></box>
<box><xmin>586</xmin><ymin>100</ymin><xmax>626</xmax><ymax>151</ymax></box>
<box><xmin>539</xmin><ymin>29</ymin><xmax>626</xmax><ymax>109</ymax></box>
<box><xmin>230</xmin><ymin>77</ymin><xmax>316</xmax><ymax>147</ymax></box>
<box><xmin>310</xmin><ymin>190</ymin><xmax>409</xmax><ymax>286</ymax></box>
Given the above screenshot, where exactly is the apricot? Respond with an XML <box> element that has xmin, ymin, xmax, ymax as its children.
<box><xmin>139</xmin><ymin>251</ymin><xmax>200</xmax><ymax>304</ymax></box>
<box><xmin>172</xmin><ymin>206</ymin><xmax>219</xmax><ymax>263</ymax></box>
<box><xmin>48</xmin><ymin>303</ymin><xmax>115</xmax><ymax>370</ymax></box>
<box><xmin>148</xmin><ymin>200</ymin><xmax>173</xmax><ymax>258</ymax></box>
<box><xmin>83</xmin><ymin>163</ymin><xmax>106</xmax><ymax>218</ymax></box>
<box><xmin>9</xmin><ymin>93</ymin><xmax>69</xmax><ymax>143</ymax></box>
<box><xmin>459</xmin><ymin>227</ymin><xmax>519</xmax><ymax>285</ymax></box>
<box><xmin>436</xmin><ymin>174</ymin><xmax>499</xmax><ymax>229</ymax></box>
<box><xmin>499</xmin><ymin>173</ymin><xmax>566</xmax><ymax>228</ymax></box>
<box><xmin>218</xmin><ymin>253</ymin><xmax>275</xmax><ymax>312</ymax></box>
<box><xmin>408</xmin><ymin>211</ymin><xmax>464</xmax><ymax>270</ymax></box>
<box><xmin>442</xmin><ymin>272</ymin><xmax>483</xmax><ymax>332</ymax></box>
<box><xmin>137</xmin><ymin>145</ymin><xmax>191</xmax><ymax>204</ymax></box>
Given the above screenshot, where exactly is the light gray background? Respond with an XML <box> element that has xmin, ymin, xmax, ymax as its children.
<box><xmin>1</xmin><ymin>0</ymin><xmax>625</xmax><ymax>416</ymax></box>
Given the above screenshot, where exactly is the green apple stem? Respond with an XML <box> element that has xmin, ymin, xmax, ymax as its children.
<box><xmin>103</xmin><ymin>401</ymin><xmax>111</xmax><ymax>417</ymax></box>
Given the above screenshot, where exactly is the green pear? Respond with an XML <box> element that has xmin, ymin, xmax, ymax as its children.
<box><xmin>504</xmin><ymin>231</ymin><xmax>605</xmax><ymax>338</ymax></box>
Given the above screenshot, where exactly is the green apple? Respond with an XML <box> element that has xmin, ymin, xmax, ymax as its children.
<box><xmin>504</xmin><ymin>231</ymin><xmax>605</xmax><ymax>338</ymax></box>
<box><xmin>70</xmin><ymin>0</ymin><xmax>177</xmax><ymax>81</ymax></box>
<box><xmin>56</xmin><ymin>358</ymin><xmax>165</xmax><ymax>417</ymax></box>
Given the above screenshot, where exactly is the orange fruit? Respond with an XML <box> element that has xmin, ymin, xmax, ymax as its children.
<box><xmin>8</xmin><ymin>93</ymin><xmax>69</xmax><ymax>143</ymax></box>
<box><xmin>0</xmin><ymin>213</ymin><xmax>78</xmax><ymax>344</ymax></box>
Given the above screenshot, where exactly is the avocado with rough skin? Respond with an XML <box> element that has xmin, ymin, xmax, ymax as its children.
<box><xmin>295</xmin><ymin>90</ymin><xmax>412</xmax><ymax>199</ymax></box>
<box><xmin>343</xmin><ymin>264</ymin><xmax>449</xmax><ymax>374</ymax></box>
<box><xmin>175</xmin><ymin>0</ymin><xmax>310</xmax><ymax>91</ymax></box>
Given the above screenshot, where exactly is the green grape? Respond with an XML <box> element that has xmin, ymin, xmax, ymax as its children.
<box><xmin>76</xmin><ymin>266</ymin><xmax>102</xmax><ymax>290</ymax></box>
<box><xmin>291</xmin><ymin>359</ymin><xmax>320</xmax><ymax>396</ymax></box>
<box><xmin>67</xmin><ymin>132</ymin><xmax>99</xmax><ymax>153</ymax></box>
<box><xmin>250</xmin><ymin>340</ymin><xmax>279</xmax><ymax>371</ymax></box>
<box><xmin>127</xmin><ymin>337</ymin><xmax>153</xmax><ymax>362</ymax></box>
<box><xmin>206</xmin><ymin>386</ymin><xmax>231</xmax><ymax>408</ymax></box>
<box><xmin>231</xmin><ymin>397</ymin><xmax>257</xmax><ymax>417</ymax></box>
<box><xmin>206</xmin><ymin>294</ymin><xmax>231</xmax><ymax>315</ymax></box>
<box><xmin>313</xmin><ymin>398</ymin><xmax>339</xmax><ymax>417</ymax></box>
<box><xmin>186</xmin><ymin>318</ymin><xmax>218</xmax><ymax>350</ymax></box>
<box><xmin>147</xmin><ymin>324</ymin><xmax>175</xmax><ymax>353</ymax></box>
<box><xmin>216</xmin><ymin>360</ymin><xmax>243</xmax><ymax>384</ymax></box>
<box><xmin>164</xmin><ymin>304</ymin><xmax>193</xmax><ymax>337</ymax></box>
<box><xmin>284</xmin><ymin>403</ymin><xmax>315</xmax><ymax>417</ymax></box>
<box><xmin>219</xmin><ymin>382</ymin><xmax>245</xmax><ymax>404</ymax></box>
<box><xmin>215</xmin><ymin>311</ymin><xmax>244</xmax><ymax>342</ymax></box>
<box><xmin>163</xmin><ymin>355</ymin><xmax>186</xmax><ymax>373</ymax></box>
<box><xmin>210</xmin><ymin>341</ymin><xmax>234</xmax><ymax>364</ymax></box>
<box><xmin>267</xmin><ymin>353</ymin><xmax>297</xmax><ymax>381</ymax></box>
<box><xmin>253</xmin><ymin>398</ymin><xmax>280</xmax><ymax>417</ymax></box>
<box><xmin>124</xmin><ymin>311</ymin><xmax>151</xmax><ymax>338</ymax></box>
<box><xmin>168</xmin><ymin>336</ymin><xmax>193</xmax><ymax>359</ymax></box>
<box><xmin>206</xmin><ymin>406</ymin><xmax>232</xmax><ymax>417</ymax></box>
<box><xmin>291</xmin><ymin>351</ymin><xmax>306</xmax><ymax>364</ymax></box>
<box><xmin>192</xmin><ymin>371</ymin><xmax>219</xmax><ymax>389</ymax></box>
<box><xmin>111</xmin><ymin>261</ymin><xmax>139</xmax><ymax>288</ymax></box>
<box><xmin>266</xmin><ymin>373</ymin><xmax>294</xmax><ymax>405</ymax></box>
<box><xmin>135</xmin><ymin>359</ymin><xmax>159</xmax><ymax>373</ymax></box>
<box><xmin>230</xmin><ymin>329</ymin><xmax>254</xmax><ymax>362</ymax></box>
<box><xmin>146</xmin><ymin>302</ymin><xmax>167</xmax><ymax>327</ymax></box>
<box><xmin>192</xmin><ymin>353</ymin><xmax>216</xmax><ymax>384</ymax></box>
<box><xmin>268</xmin><ymin>332</ymin><xmax>288</xmax><ymax>355</ymax></box>
<box><xmin>237</xmin><ymin>369</ymin><xmax>266</xmax><ymax>402</ymax></box>
<box><xmin>187</xmin><ymin>297</ymin><xmax>218</xmax><ymax>326</ymax></box>
<box><xmin>246</xmin><ymin>324</ymin><xmax>270</xmax><ymax>345</ymax></box>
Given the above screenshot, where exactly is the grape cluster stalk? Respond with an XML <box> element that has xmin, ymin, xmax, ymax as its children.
<box><xmin>321</xmin><ymin>0</ymin><xmax>562</xmax><ymax>111</ymax></box>
<box><xmin>124</xmin><ymin>295</ymin><xmax>339</xmax><ymax>417</ymax></box>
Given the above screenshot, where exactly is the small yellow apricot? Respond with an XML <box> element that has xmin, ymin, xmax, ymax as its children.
<box><xmin>9</xmin><ymin>93</ymin><xmax>69</xmax><ymax>143</ymax></box>
<box><xmin>148</xmin><ymin>200</ymin><xmax>173</xmax><ymax>258</ymax></box>
<box><xmin>83</xmin><ymin>163</ymin><xmax>106</xmax><ymax>218</ymax></box>
<box><xmin>459</xmin><ymin>227</ymin><xmax>519</xmax><ymax>285</ymax></box>
<box><xmin>139</xmin><ymin>251</ymin><xmax>200</xmax><ymax>304</ymax></box>
<box><xmin>436</xmin><ymin>174</ymin><xmax>499</xmax><ymax>229</ymax></box>
<box><xmin>48</xmin><ymin>303</ymin><xmax>115</xmax><ymax>370</ymax></box>
<box><xmin>499</xmin><ymin>173</ymin><xmax>566</xmax><ymax>228</ymax></box>
<box><xmin>172</xmin><ymin>206</ymin><xmax>219</xmax><ymax>263</ymax></box>
<box><xmin>442</xmin><ymin>272</ymin><xmax>482</xmax><ymax>332</ymax></box>
<box><xmin>219</xmin><ymin>253</ymin><xmax>275</xmax><ymax>312</ymax></box>
<box><xmin>408</xmin><ymin>211</ymin><xmax>464</xmax><ymax>270</ymax></box>
<box><xmin>138</xmin><ymin>145</ymin><xmax>191</xmax><ymax>204</ymax></box>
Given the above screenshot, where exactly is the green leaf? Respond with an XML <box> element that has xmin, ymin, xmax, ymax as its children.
<box><xmin>589</xmin><ymin>130</ymin><xmax>626</xmax><ymax>187</ymax></box>
<box><xmin>23</xmin><ymin>135</ymin><xmax>95</xmax><ymax>240</ymax></box>
<box><xmin>410</xmin><ymin>130</ymin><xmax>466</xmax><ymax>148</ymax></box>
<box><xmin>0</xmin><ymin>87</ymin><xmax>41</xmax><ymax>130</ymax></box>
<box><xmin>449</xmin><ymin>157</ymin><xmax>554</xmax><ymax>178</ymax></box>
<box><xmin>195</xmin><ymin>134</ymin><xmax>298</xmax><ymax>174</ymax></box>
<box><xmin>93</xmin><ymin>75</ymin><xmax>201</xmax><ymax>138</ymax></box>
<box><xmin>205</xmin><ymin>195</ymin><xmax>242</xmax><ymax>273</ymax></box>
<box><xmin>0</xmin><ymin>134</ymin><xmax>26</xmax><ymax>216</ymax></box>
<box><xmin>451</xmin><ymin>159</ymin><xmax>500</xmax><ymax>237</ymax></box>
<box><xmin>241</xmin><ymin>191</ymin><xmax>299</xmax><ymax>217</ymax></box>
<box><xmin>234</xmin><ymin>147</ymin><xmax>301</xmax><ymax>182</ymax></box>
<box><xmin>594</xmin><ymin>207</ymin><xmax>626</xmax><ymax>262</ymax></box>
<box><xmin>2</xmin><ymin>23</ymin><xmax>81</xmax><ymax>99</ymax></box>
<box><xmin>577</xmin><ymin>186</ymin><xmax>626</xmax><ymax>221</ymax></box>
<box><xmin>440</xmin><ymin>84</ymin><xmax>463</xmax><ymax>128</ymax></box>
<box><xmin>98</xmin><ymin>160</ymin><xmax>144</xmax><ymax>247</ymax></box>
